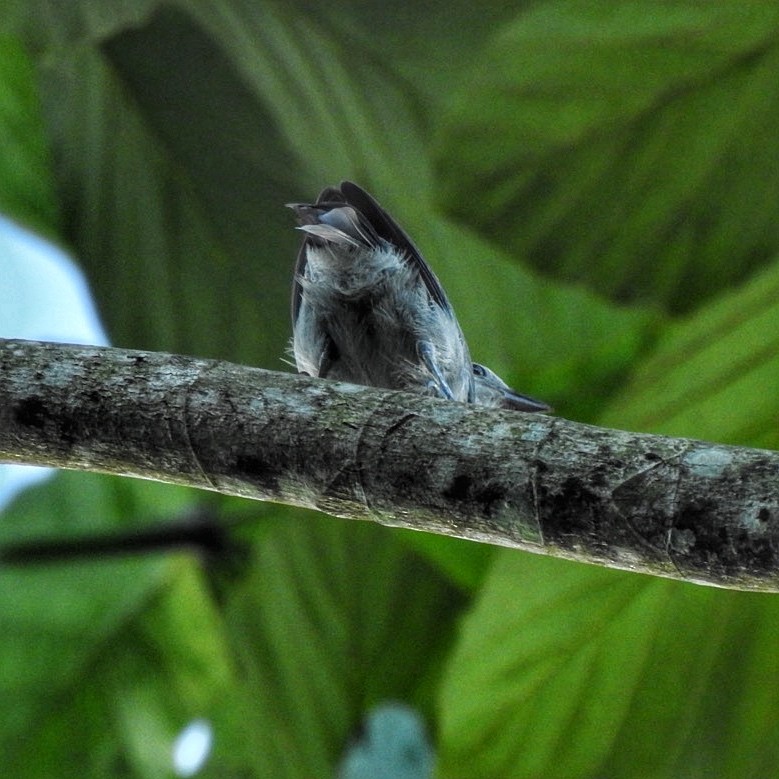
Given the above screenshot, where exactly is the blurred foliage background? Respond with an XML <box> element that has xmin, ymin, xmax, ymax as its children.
<box><xmin>3</xmin><ymin>1</ymin><xmax>779</xmax><ymax>777</ymax></box>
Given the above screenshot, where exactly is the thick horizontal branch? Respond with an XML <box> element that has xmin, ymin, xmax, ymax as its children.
<box><xmin>1</xmin><ymin>338</ymin><xmax>778</xmax><ymax>591</ymax></box>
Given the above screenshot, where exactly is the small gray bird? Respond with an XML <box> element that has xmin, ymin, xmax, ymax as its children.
<box><xmin>289</xmin><ymin>181</ymin><xmax>550</xmax><ymax>412</ymax></box>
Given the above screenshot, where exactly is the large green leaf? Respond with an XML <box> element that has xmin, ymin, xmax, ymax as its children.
<box><xmin>437</xmin><ymin>1</ymin><xmax>779</xmax><ymax>312</ymax></box>
<box><xmin>439</xmin><ymin>552</ymin><xmax>779</xmax><ymax>778</ymax></box>
<box><xmin>600</xmin><ymin>257</ymin><xmax>779</xmax><ymax>449</ymax></box>
<box><xmin>0</xmin><ymin>36</ymin><xmax>57</xmax><ymax>234</ymax></box>
<box><xmin>37</xmin><ymin>46</ymin><xmax>268</xmax><ymax>361</ymax></box>
<box><xmin>3</xmin><ymin>559</ymin><xmax>234</xmax><ymax>778</ymax></box>
<box><xmin>0</xmin><ymin>472</ymin><xmax>233</xmax><ymax>776</ymax></box>
<box><xmin>211</xmin><ymin>516</ymin><xmax>464</xmax><ymax>778</ymax></box>
<box><xmin>32</xmin><ymin>2</ymin><xmax>433</xmax><ymax>364</ymax></box>
<box><xmin>184</xmin><ymin>2</ymin><xmax>435</xmax><ymax>204</ymax></box>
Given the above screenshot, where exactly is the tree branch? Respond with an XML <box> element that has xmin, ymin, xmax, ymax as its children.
<box><xmin>1</xmin><ymin>338</ymin><xmax>778</xmax><ymax>590</ymax></box>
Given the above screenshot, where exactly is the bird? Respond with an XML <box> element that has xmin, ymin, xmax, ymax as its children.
<box><xmin>288</xmin><ymin>181</ymin><xmax>550</xmax><ymax>413</ymax></box>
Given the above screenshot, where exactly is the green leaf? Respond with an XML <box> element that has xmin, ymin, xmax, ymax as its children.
<box><xmin>437</xmin><ymin>1</ymin><xmax>779</xmax><ymax>312</ymax></box>
<box><xmin>600</xmin><ymin>257</ymin><xmax>779</xmax><ymax>449</ymax></box>
<box><xmin>2</xmin><ymin>558</ymin><xmax>234</xmax><ymax>778</ymax></box>
<box><xmin>35</xmin><ymin>2</ymin><xmax>434</xmax><ymax>362</ymax></box>
<box><xmin>0</xmin><ymin>36</ymin><xmax>57</xmax><ymax>234</ymax></box>
<box><xmin>185</xmin><ymin>2</ymin><xmax>435</xmax><ymax>203</ymax></box>
<box><xmin>215</xmin><ymin>516</ymin><xmax>464</xmax><ymax>778</ymax></box>
<box><xmin>0</xmin><ymin>471</ymin><xmax>233</xmax><ymax>777</ymax></box>
<box><xmin>438</xmin><ymin>551</ymin><xmax>779</xmax><ymax>778</ymax></box>
<box><xmin>395</xmin><ymin>529</ymin><xmax>495</xmax><ymax>592</ymax></box>
<box><xmin>36</xmin><ymin>46</ymin><xmax>258</xmax><ymax>360</ymax></box>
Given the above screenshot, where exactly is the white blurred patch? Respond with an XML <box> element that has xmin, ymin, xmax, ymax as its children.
<box><xmin>172</xmin><ymin>719</ymin><xmax>214</xmax><ymax>777</ymax></box>
<box><xmin>0</xmin><ymin>215</ymin><xmax>109</xmax><ymax>512</ymax></box>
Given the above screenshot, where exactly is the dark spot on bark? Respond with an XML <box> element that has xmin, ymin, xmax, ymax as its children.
<box><xmin>675</xmin><ymin>500</ymin><xmax>723</xmax><ymax>551</ymax></box>
<box><xmin>443</xmin><ymin>474</ymin><xmax>507</xmax><ymax>516</ymax></box>
<box><xmin>444</xmin><ymin>474</ymin><xmax>472</xmax><ymax>502</ymax></box>
<box><xmin>554</xmin><ymin>477</ymin><xmax>599</xmax><ymax>523</ymax></box>
<box><xmin>474</xmin><ymin>484</ymin><xmax>508</xmax><ymax>516</ymax></box>
<box><xmin>675</xmin><ymin>500</ymin><xmax>778</xmax><ymax>574</ymax></box>
<box><xmin>14</xmin><ymin>397</ymin><xmax>77</xmax><ymax>446</ymax></box>
<box><xmin>758</xmin><ymin>507</ymin><xmax>770</xmax><ymax>524</ymax></box>
<box><xmin>644</xmin><ymin>452</ymin><xmax>662</xmax><ymax>462</ymax></box>
<box><xmin>14</xmin><ymin>397</ymin><xmax>47</xmax><ymax>428</ymax></box>
<box><xmin>537</xmin><ymin>476</ymin><xmax>604</xmax><ymax>547</ymax></box>
<box><xmin>235</xmin><ymin>455</ymin><xmax>281</xmax><ymax>492</ymax></box>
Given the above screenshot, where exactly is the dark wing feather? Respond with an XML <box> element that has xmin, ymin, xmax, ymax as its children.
<box><xmin>339</xmin><ymin>181</ymin><xmax>452</xmax><ymax>313</ymax></box>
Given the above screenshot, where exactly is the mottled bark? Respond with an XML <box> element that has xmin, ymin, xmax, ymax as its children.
<box><xmin>1</xmin><ymin>338</ymin><xmax>778</xmax><ymax>590</ymax></box>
